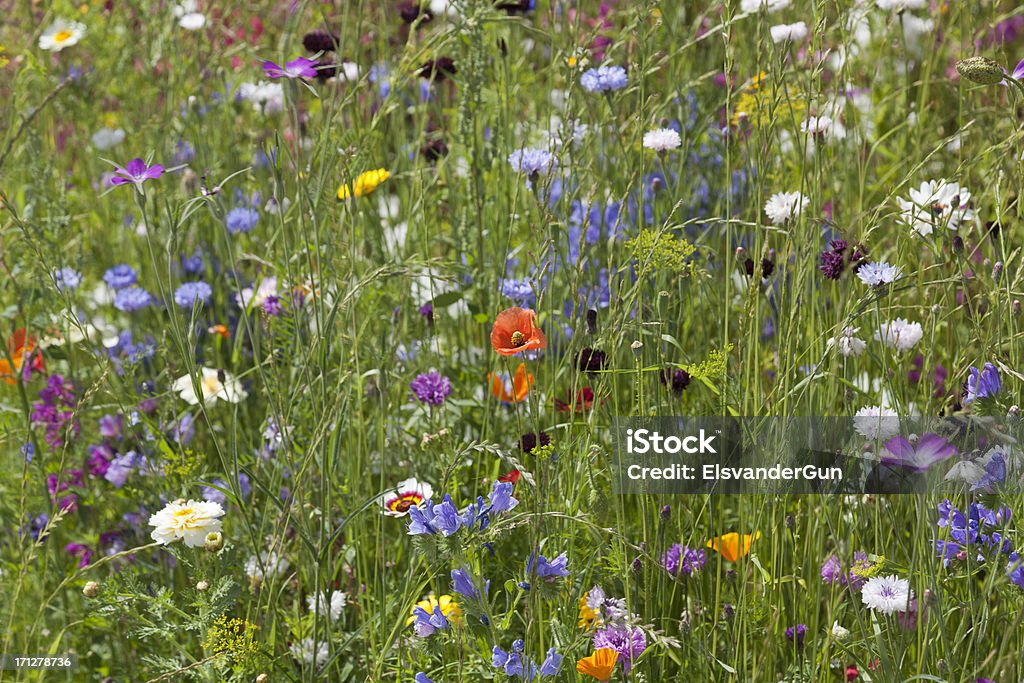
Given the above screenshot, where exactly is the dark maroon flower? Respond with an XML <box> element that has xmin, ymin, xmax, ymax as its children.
<box><xmin>398</xmin><ymin>1</ymin><xmax>433</xmax><ymax>23</ymax></box>
<box><xmin>744</xmin><ymin>257</ymin><xmax>775</xmax><ymax>278</ymax></box>
<box><xmin>418</xmin><ymin>57</ymin><xmax>456</xmax><ymax>80</ymax></box>
<box><xmin>578</xmin><ymin>348</ymin><xmax>607</xmax><ymax>372</ymax></box>
<box><xmin>660</xmin><ymin>368</ymin><xmax>691</xmax><ymax>395</ymax></box>
<box><xmin>421</xmin><ymin>138</ymin><xmax>448</xmax><ymax>162</ymax></box>
<box><xmin>302</xmin><ymin>30</ymin><xmax>339</xmax><ymax>53</ymax></box>
<box><xmin>495</xmin><ymin>0</ymin><xmax>534</xmax><ymax>14</ymax></box>
<box><xmin>419</xmin><ymin>302</ymin><xmax>434</xmax><ymax>323</ymax></box>
<box><xmin>520</xmin><ymin>431</ymin><xmax>551</xmax><ymax>453</ymax></box>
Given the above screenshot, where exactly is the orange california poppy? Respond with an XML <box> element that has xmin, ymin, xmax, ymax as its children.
<box><xmin>0</xmin><ymin>329</ymin><xmax>43</xmax><ymax>385</ymax></box>
<box><xmin>576</xmin><ymin>648</ymin><xmax>619</xmax><ymax>681</ymax></box>
<box><xmin>490</xmin><ymin>307</ymin><xmax>547</xmax><ymax>356</ymax></box>
<box><xmin>706</xmin><ymin>531</ymin><xmax>762</xmax><ymax>562</ymax></box>
<box><xmin>488</xmin><ymin>362</ymin><xmax>534</xmax><ymax>403</ymax></box>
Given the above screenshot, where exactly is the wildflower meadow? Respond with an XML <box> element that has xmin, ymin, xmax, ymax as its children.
<box><xmin>5</xmin><ymin>0</ymin><xmax>1024</xmax><ymax>681</ymax></box>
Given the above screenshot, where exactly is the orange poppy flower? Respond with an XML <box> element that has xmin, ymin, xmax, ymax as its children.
<box><xmin>0</xmin><ymin>329</ymin><xmax>43</xmax><ymax>385</ymax></box>
<box><xmin>488</xmin><ymin>363</ymin><xmax>534</xmax><ymax>403</ymax></box>
<box><xmin>208</xmin><ymin>324</ymin><xmax>231</xmax><ymax>339</ymax></box>
<box><xmin>576</xmin><ymin>648</ymin><xmax>618</xmax><ymax>681</ymax></box>
<box><xmin>707</xmin><ymin>531</ymin><xmax>762</xmax><ymax>562</ymax></box>
<box><xmin>490</xmin><ymin>307</ymin><xmax>547</xmax><ymax>356</ymax></box>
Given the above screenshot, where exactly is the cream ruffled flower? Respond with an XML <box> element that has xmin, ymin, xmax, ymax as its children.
<box><xmin>172</xmin><ymin>367</ymin><xmax>247</xmax><ymax>405</ymax></box>
<box><xmin>148</xmin><ymin>499</ymin><xmax>225</xmax><ymax>547</ymax></box>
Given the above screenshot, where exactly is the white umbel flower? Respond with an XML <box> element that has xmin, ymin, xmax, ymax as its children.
<box><xmin>39</xmin><ymin>19</ymin><xmax>86</xmax><ymax>52</ymax></box>
<box><xmin>148</xmin><ymin>499</ymin><xmax>225</xmax><ymax>547</ymax></box>
<box><xmin>827</xmin><ymin>326</ymin><xmax>867</xmax><ymax>357</ymax></box>
<box><xmin>875</xmin><ymin>318</ymin><xmax>924</xmax><ymax>351</ymax></box>
<box><xmin>770</xmin><ymin>21</ymin><xmax>808</xmax><ymax>44</ymax></box>
<box><xmin>854</xmin><ymin>405</ymin><xmax>900</xmax><ymax>441</ymax></box>
<box><xmin>857</xmin><ymin>261</ymin><xmax>903</xmax><ymax>286</ymax></box>
<box><xmin>306</xmin><ymin>590</ymin><xmax>348</xmax><ymax>621</ymax></box>
<box><xmin>642</xmin><ymin>128</ymin><xmax>681</xmax><ymax>152</ymax></box>
<box><xmin>172</xmin><ymin>368</ymin><xmax>248</xmax><ymax>405</ymax></box>
<box><xmin>764</xmin><ymin>191</ymin><xmax>808</xmax><ymax>225</ymax></box>
<box><xmin>861</xmin><ymin>574</ymin><xmax>913</xmax><ymax>615</ymax></box>
<box><xmin>830</xmin><ymin>621</ymin><xmax>850</xmax><ymax>640</ymax></box>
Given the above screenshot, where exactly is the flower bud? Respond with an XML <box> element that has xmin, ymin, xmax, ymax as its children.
<box><xmin>992</xmin><ymin>261</ymin><xmax>1003</xmax><ymax>281</ymax></box>
<box><xmin>630</xmin><ymin>340</ymin><xmax>643</xmax><ymax>357</ymax></box>
<box><xmin>660</xmin><ymin>504</ymin><xmax>671</xmax><ymax>521</ymax></box>
<box><xmin>1014</xmin><ymin>300</ymin><xmax>1022</xmax><ymax>316</ymax></box>
<box><xmin>196</xmin><ymin>580</ymin><xmax>210</xmax><ymax>592</ymax></box>
<box><xmin>955</xmin><ymin>57</ymin><xmax>1005</xmax><ymax>85</ymax></box>
<box><xmin>256</xmin><ymin>675</ymin><xmax>269</xmax><ymax>683</ymax></box>
<box><xmin>204</xmin><ymin>531</ymin><xmax>224</xmax><ymax>553</ymax></box>
<box><xmin>83</xmin><ymin>581</ymin><xmax>100</xmax><ymax>598</ymax></box>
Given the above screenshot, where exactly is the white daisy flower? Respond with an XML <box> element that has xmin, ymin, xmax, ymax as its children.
<box><xmin>764</xmin><ymin>191</ymin><xmax>808</xmax><ymax>225</ymax></box>
<box><xmin>861</xmin><ymin>574</ymin><xmax>913</xmax><ymax>615</ymax></box>
<box><xmin>875</xmin><ymin>318</ymin><xmax>924</xmax><ymax>351</ymax></box>
<box><xmin>856</xmin><ymin>261</ymin><xmax>903</xmax><ymax>286</ymax></box>
<box><xmin>770</xmin><ymin>21</ymin><xmax>808</xmax><ymax>44</ymax></box>
<box><xmin>306</xmin><ymin>590</ymin><xmax>348</xmax><ymax>621</ymax></box>
<box><xmin>897</xmin><ymin>179</ymin><xmax>973</xmax><ymax>237</ymax></box>
<box><xmin>172</xmin><ymin>368</ymin><xmax>247</xmax><ymax>405</ymax></box>
<box><xmin>378</xmin><ymin>478</ymin><xmax>434</xmax><ymax>517</ymax></box>
<box><xmin>148</xmin><ymin>499</ymin><xmax>225</xmax><ymax>547</ymax></box>
<box><xmin>642</xmin><ymin>127</ymin><xmax>682</xmax><ymax>152</ymax></box>
<box><xmin>854</xmin><ymin>405</ymin><xmax>900</xmax><ymax>441</ymax></box>
<box><xmin>827</xmin><ymin>326</ymin><xmax>867</xmax><ymax>357</ymax></box>
<box><xmin>39</xmin><ymin>19</ymin><xmax>86</xmax><ymax>52</ymax></box>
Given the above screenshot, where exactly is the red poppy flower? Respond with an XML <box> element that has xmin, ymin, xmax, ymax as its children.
<box><xmin>498</xmin><ymin>470</ymin><xmax>521</xmax><ymax>484</ymax></box>
<box><xmin>555</xmin><ymin>387</ymin><xmax>601</xmax><ymax>413</ymax></box>
<box><xmin>490</xmin><ymin>307</ymin><xmax>546</xmax><ymax>356</ymax></box>
<box><xmin>488</xmin><ymin>363</ymin><xmax>534</xmax><ymax>403</ymax></box>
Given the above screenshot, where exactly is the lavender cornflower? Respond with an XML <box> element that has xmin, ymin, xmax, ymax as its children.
<box><xmin>661</xmin><ymin>543</ymin><xmax>706</xmax><ymax>577</ymax></box>
<box><xmin>508</xmin><ymin>147</ymin><xmax>554</xmax><ymax>176</ymax></box>
<box><xmin>113</xmin><ymin>286</ymin><xmax>154</xmax><ymax>312</ymax></box>
<box><xmin>104</xmin><ymin>264</ymin><xmax>138</xmax><ymax>290</ymax></box>
<box><xmin>580</xmin><ymin>65</ymin><xmax>628</xmax><ymax>92</ymax></box>
<box><xmin>263</xmin><ymin>57</ymin><xmax>318</xmax><ymax>79</ymax></box>
<box><xmin>110</xmin><ymin>158</ymin><xmax>164</xmax><ymax>188</ymax></box>
<box><xmin>53</xmin><ymin>267</ymin><xmax>83</xmax><ymax>292</ymax></box>
<box><xmin>857</xmin><ymin>261</ymin><xmax>903</xmax><ymax>287</ymax></box>
<box><xmin>410</xmin><ymin>371</ymin><xmax>452</xmax><ymax>406</ymax></box>
<box><xmin>226</xmin><ymin>207</ymin><xmax>260</xmax><ymax>234</ymax></box>
<box><xmin>173</xmin><ymin>281</ymin><xmax>212</xmax><ymax>309</ymax></box>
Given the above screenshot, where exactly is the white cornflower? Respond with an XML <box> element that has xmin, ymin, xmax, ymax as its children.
<box><xmin>148</xmin><ymin>499</ymin><xmax>225</xmax><ymax>547</ymax></box>
<box><xmin>39</xmin><ymin>19</ymin><xmax>86</xmax><ymax>52</ymax></box>
<box><xmin>875</xmin><ymin>318</ymin><xmax>924</xmax><ymax>351</ymax></box>
<box><xmin>245</xmin><ymin>551</ymin><xmax>289</xmax><ymax>583</ymax></box>
<box><xmin>91</xmin><ymin>127</ymin><xmax>126</xmax><ymax>150</ymax></box>
<box><xmin>770</xmin><ymin>21</ymin><xmax>808</xmax><ymax>44</ymax></box>
<box><xmin>173</xmin><ymin>1</ymin><xmax>206</xmax><ymax>30</ymax></box>
<box><xmin>741</xmin><ymin>0</ymin><xmax>791</xmax><ymax>12</ymax></box>
<box><xmin>827</xmin><ymin>326</ymin><xmax>867</xmax><ymax>357</ymax></box>
<box><xmin>861</xmin><ymin>574</ymin><xmax>913</xmax><ymax>615</ymax></box>
<box><xmin>854</xmin><ymin>405</ymin><xmax>900</xmax><ymax>441</ymax></box>
<box><xmin>857</xmin><ymin>261</ymin><xmax>903</xmax><ymax>286</ymax></box>
<box><xmin>172</xmin><ymin>368</ymin><xmax>248</xmax><ymax>405</ymax></box>
<box><xmin>897</xmin><ymin>179</ymin><xmax>973</xmax><ymax>237</ymax></box>
<box><xmin>764</xmin><ymin>191</ymin><xmax>808</xmax><ymax>225</ymax></box>
<box><xmin>289</xmin><ymin>637</ymin><xmax>330</xmax><ymax>667</ymax></box>
<box><xmin>642</xmin><ymin>127</ymin><xmax>681</xmax><ymax>152</ymax></box>
<box><xmin>306</xmin><ymin>590</ymin><xmax>348</xmax><ymax>621</ymax></box>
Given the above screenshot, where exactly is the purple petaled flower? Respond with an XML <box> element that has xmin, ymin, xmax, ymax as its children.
<box><xmin>1012</xmin><ymin>58</ymin><xmax>1024</xmax><ymax>81</ymax></box>
<box><xmin>848</xmin><ymin>551</ymin><xmax>872</xmax><ymax>590</ymax></box>
<box><xmin>527</xmin><ymin>551</ymin><xmax>570</xmax><ymax>579</ymax></box>
<box><xmin>661</xmin><ymin>543</ymin><xmax>706</xmax><ymax>577</ymax></box>
<box><xmin>410</xmin><ymin>371</ymin><xmax>452</xmax><ymax>406</ymax></box>
<box><xmin>1008</xmin><ymin>552</ymin><xmax>1024</xmax><ymax>590</ymax></box>
<box><xmin>431</xmin><ymin>495</ymin><xmax>462</xmax><ymax>536</ymax></box>
<box><xmin>113</xmin><ymin>286</ymin><xmax>154</xmax><ymax>312</ymax></box>
<box><xmin>64</xmin><ymin>542</ymin><xmax>93</xmax><ymax>568</ymax></box>
<box><xmin>821</xmin><ymin>555</ymin><xmax>843</xmax><ymax>584</ymax></box>
<box><xmin>451</xmin><ymin>568</ymin><xmax>489</xmax><ymax>599</ymax></box>
<box><xmin>882</xmin><ymin>433</ymin><xmax>958</xmax><ymax>473</ymax></box>
<box><xmin>53</xmin><ymin>267</ymin><xmax>83</xmax><ymax>292</ymax></box>
<box><xmin>965</xmin><ymin>362</ymin><xmax>1001</xmax><ymax>403</ymax></box>
<box><xmin>32</xmin><ymin>375</ymin><xmax>78</xmax><ymax>449</ymax></box>
<box><xmin>104</xmin><ymin>264</ymin><xmax>138</xmax><ymax>290</ymax></box>
<box><xmin>263</xmin><ymin>57</ymin><xmax>319</xmax><ymax>79</ymax></box>
<box><xmin>173</xmin><ymin>281</ymin><xmax>213</xmax><ymax>309</ymax></box>
<box><xmin>592</xmin><ymin>625</ymin><xmax>646</xmax><ymax>673</ymax></box>
<box><xmin>410</xmin><ymin>605</ymin><xmax>449</xmax><ymax>638</ymax></box>
<box><xmin>580</xmin><ymin>65</ymin><xmax>628</xmax><ymax>92</ymax></box>
<box><xmin>785</xmin><ymin>623</ymin><xmax>808</xmax><ymax>646</ymax></box>
<box><xmin>110</xmin><ymin>158</ymin><xmax>164</xmax><ymax>188</ymax></box>
<box><xmin>488</xmin><ymin>480</ymin><xmax>519</xmax><ymax>514</ymax></box>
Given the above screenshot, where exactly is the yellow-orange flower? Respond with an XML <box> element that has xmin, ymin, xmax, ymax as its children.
<box><xmin>406</xmin><ymin>594</ymin><xmax>462</xmax><ymax>626</ymax></box>
<box><xmin>576</xmin><ymin>648</ymin><xmax>618</xmax><ymax>681</ymax></box>
<box><xmin>488</xmin><ymin>363</ymin><xmax>533</xmax><ymax>403</ymax></box>
<box><xmin>0</xmin><ymin>329</ymin><xmax>43</xmax><ymax>385</ymax></box>
<box><xmin>337</xmin><ymin>168</ymin><xmax>390</xmax><ymax>199</ymax></box>
<box><xmin>578</xmin><ymin>592</ymin><xmax>599</xmax><ymax>630</ymax></box>
<box><xmin>707</xmin><ymin>531</ymin><xmax>761</xmax><ymax>562</ymax></box>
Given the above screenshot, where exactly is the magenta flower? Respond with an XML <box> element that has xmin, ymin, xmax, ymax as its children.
<box><xmin>263</xmin><ymin>57</ymin><xmax>318</xmax><ymax>79</ymax></box>
<box><xmin>111</xmin><ymin>158</ymin><xmax>164</xmax><ymax>188</ymax></box>
<box><xmin>881</xmin><ymin>433</ymin><xmax>957</xmax><ymax>473</ymax></box>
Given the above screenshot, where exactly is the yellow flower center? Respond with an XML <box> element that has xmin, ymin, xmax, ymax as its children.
<box><xmin>55</xmin><ymin>30</ymin><xmax>74</xmax><ymax>43</ymax></box>
<box><xmin>202</xmin><ymin>375</ymin><xmax>222</xmax><ymax>395</ymax></box>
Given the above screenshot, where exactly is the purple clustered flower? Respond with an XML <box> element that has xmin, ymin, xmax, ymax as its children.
<box><xmin>113</xmin><ymin>286</ymin><xmax>154</xmax><ymax>312</ymax></box>
<box><xmin>818</xmin><ymin>239</ymin><xmax>867</xmax><ymax>280</ymax></box>
<box><xmin>410</xmin><ymin>604</ymin><xmax>450</xmax><ymax>638</ymax></box>
<box><xmin>104</xmin><ymin>264</ymin><xmax>138</xmax><ymax>289</ymax></box>
<box><xmin>226</xmin><ymin>206</ymin><xmax>260</xmax><ymax>234</ymax></box>
<box><xmin>527</xmin><ymin>551</ymin><xmax>570</xmax><ymax>579</ymax></box>
<box><xmin>64</xmin><ymin>542</ymin><xmax>93</xmax><ymax>568</ymax></box>
<box><xmin>492</xmin><ymin>640</ymin><xmax>562</xmax><ymax>679</ymax></box>
<box><xmin>580</xmin><ymin>65</ymin><xmax>628</xmax><ymax>92</ymax></box>
<box><xmin>173</xmin><ymin>281</ymin><xmax>213</xmax><ymax>308</ymax></box>
<box><xmin>935</xmin><ymin>500</ymin><xmax>1015</xmax><ymax>574</ymax></box>
<box><xmin>592</xmin><ymin>625</ymin><xmax>646</xmax><ymax>673</ymax></box>
<box><xmin>661</xmin><ymin>543</ymin><xmax>706</xmax><ymax>577</ymax></box>
<box><xmin>47</xmin><ymin>469</ymin><xmax>84</xmax><ymax>512</ymax></box>
<box><xmin>32</xmin><ymin>374</ymin><xmax>79</xmax><ymax>449</ymax></box>
<box><xmin>785</xmin><ymin>623</ymin><xmax>808</xmax><ymax>646</ymax></box>
<box><xmin>819</xmin><ymin>551</ymin><xmax>876</xmax><ymax>590</ymax></box>
<box><xmin>501</xmin><ymin>278</ymin><xmax>536</xmax><ymax>306</ymax></box>
<box><xmin>451</xmin><ymin>568</ymin><xmax>489</xmax><ymax>600</ymax></box>
<box><xmin>410</xmin><ymin>371</ymin><xmax>452</xmax><ymax>406</ymax></box>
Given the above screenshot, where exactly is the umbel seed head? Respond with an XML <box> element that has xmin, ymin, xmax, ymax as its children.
<box><xmin>956</xmin><ymin>57</ymin><xmax>1005</xmax><ymax>85</ymax></box>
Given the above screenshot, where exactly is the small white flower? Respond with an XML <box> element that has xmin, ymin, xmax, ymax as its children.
<box><xmin>830</xmin><ymin>621</ymin><xmax>850</xmax><ymax>640</ymax></box>
<box><xmin>39</xmin><ymin>19</ymin><xmax>86</xmax><ymax>52</ymax></box>
<box><xmin>861</xmin><ymin>574</ymin><xmax>913</xmax><ymax>615</ymax></box>
<box><xmin>770</xmin><ymin>21</ymin><xmax>808</xmax><ymax>44</ymax></box>
<box><xmin>764</xmin><ymin>191</ymin><xmax>808</xmax><ymax>225</ymax></box>
<box><xmin>336</xmin><ymin>61</ymin><xmax>360</xmax><ymax>82</ymax></box>
<box><xmin>875</xmin><ymin>0</ymin><xmax>926</xmax><ymax>10</ymax></box>
<box><xmin>91</xmin><ymin>128</ymin><xmax>126</xmax><ymax>150</ymax></box>
<box><xmin>172</xmin><ymin>368</ymin><xmax>248</xmax><ymax>405</ymax></box>
<box><xmin>306</xmin><ymin>590</ymin><xmax>348</xmax><ymax>621</ymax></box>
<box><xmin>801</xmin><ymin>115</ymin><xmax>845</xmax><ymax>140</ymax></box>
<box><xmin>827</xmin><ymin>326</ymin><xmax>867</xmax><ymax>357</ymax></box>
<box><xmin>854</xmin><ymin>405</ymin><xmax>900</xmax><ymax>441</ymax></box>
<box><xmin>857</xmin><ymin>261</ymin><xmax>903</xmax><ymax>286</ymax></box>
<box><xmin>238</xmin><ymin>81</ymin><xmax>285</xmax><ymax>115</ymax></box>
<box><xmin>741</xmin><ymin>0</ymin><xmax>791</xmax><ymax>12</ymax></box>
<box><xmin>173</xmin><ymin>1</ymin><xmax>206</xmax><ymax>30</ymax></box>
<box><xmin>875</xmin><ymin>318</ymin><xmax>923</xmax><ymax>351</ymax></box>
<box><xmin>289</xmin><ymin>637</ymin><xmax>330</xmax><ymax>667</ymax></box>
<box><xmin>148</xmin><ymin>499</ymin><xmax>225</xmax><ymax>547</ymax></box>
<box><xmin>642</xmin><ymin>127</ymin><xmax>681</xmax><ymax>152</ymax></box>
<box><xmin>245</xmin><ymin>550</ymin><xmax>289</xmax><ymax>582</ymax></box>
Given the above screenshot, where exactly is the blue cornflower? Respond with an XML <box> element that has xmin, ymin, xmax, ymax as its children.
<box><xmin>580</xmin><ymin>65</ymin><xmax>628</xmax><ymax>92</ymax></box>
<box><xmin>113</xmin><ymin>286</ymin><xmax>154</xmax><ymax>312</ymax></box>
<box><xmin>414</xmin><ymin>674</ymin><xmax>435</xmax><ymax>683</ymax></box>
<box><xmin>508</xmin><ymin>147</ymin><xmax>555</xmax><ymax>175</ymax></box>
<box><xmin>173</xmin><ymin>281</ymin><xmax>213</xmax><ymax>309</ymax></box>
<box><xmin>501</xmin><ymin>278</ymin><xmax>536</xmax><ymax>306</ymax></box>
<box><xmin>527</xmin><ymin>551</ymin><xmax>570</xmax><ymax>579</ymax></box>
<box><xmin>965</xmin><ymin>362</ymin><xmax>1001</xmax><ymax>402</ymax></box>
<box><xmin>226</xmin><ymin>206</ymin><xmax>260</xmax><ymax>234</ymax></box>
<box><xmin>104</xmin><ymin>264</ymin><xmax>138</xmax><ymax>290</ymax></box>
<box><xmin>181</xmin><ymin>248</ymin><xmax>205</xmax><ymax>275</ymax></box>
<box><xmin>53</xmin><ymin>267</ymin><xmax>83</xmax><ymax>292</ymax></box>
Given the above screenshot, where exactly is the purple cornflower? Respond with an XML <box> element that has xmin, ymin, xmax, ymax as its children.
<box><xmin>527</xmin><ymin>551</ymin><xmax>570</xmax><ymax>579</ymax></box>
<box><xmin>226</xmin><ymin>206</ymin><xmax>260</xmax><ymax>234</ymax></box>
<box><xmin>785</xmin><ymin>623</ymin><xmax>808</xmax><ymax>646</ymax></box>
<box><xmin>103</xmin><ymin>264</ymin><xmax>138</xmax><ymax>290</ymax></box>
<box><xmin>173</xmin><ymin>281</ymin><xmax>212</xmax><ymax>309</ymax></box>
<box><xmin>263</xmin><ymin>57</ymin><xmax>318</xmax><ymax>79</ymax></box>
<box><xmin>580</xmin><ymin>65</ymin><xmax>628</xmax><ymax>92</ymax></box>
<box><xmin>661</xmin><ymin>543</ymin><xmax>706</xmax><ymax>577</ymax></box>
<box><xmin>965</xmin><ymin>362</ymin><xmax>1001</xmax><ymax>402</ymax></box>
<box><xmin>592</xmin><ymin>625</ymin><xmax>646</xmax><ymax>673</ymax></box>
<box><xmin>410</xmin><ymin>371</ymin><xmax>452</xmax><ymax>406</ymax></box>
<box><xmin>53</xmin><ymin>267</ymin><xmax>83</xmax><ymax>292</ymax></box>
<box><xmin>110</xmin><ymin>158</ymin><xmax>164</xmax><ymax>188</ymax></box>
<box><xmin>113</xmin><ymin>286</ymin><xmax>154</xmax><ymax>312</ymax></box>
<box><xmin>508</xmin><ymin>147</ymin><xmax>554</xmax><ymax>176</ymax></box>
